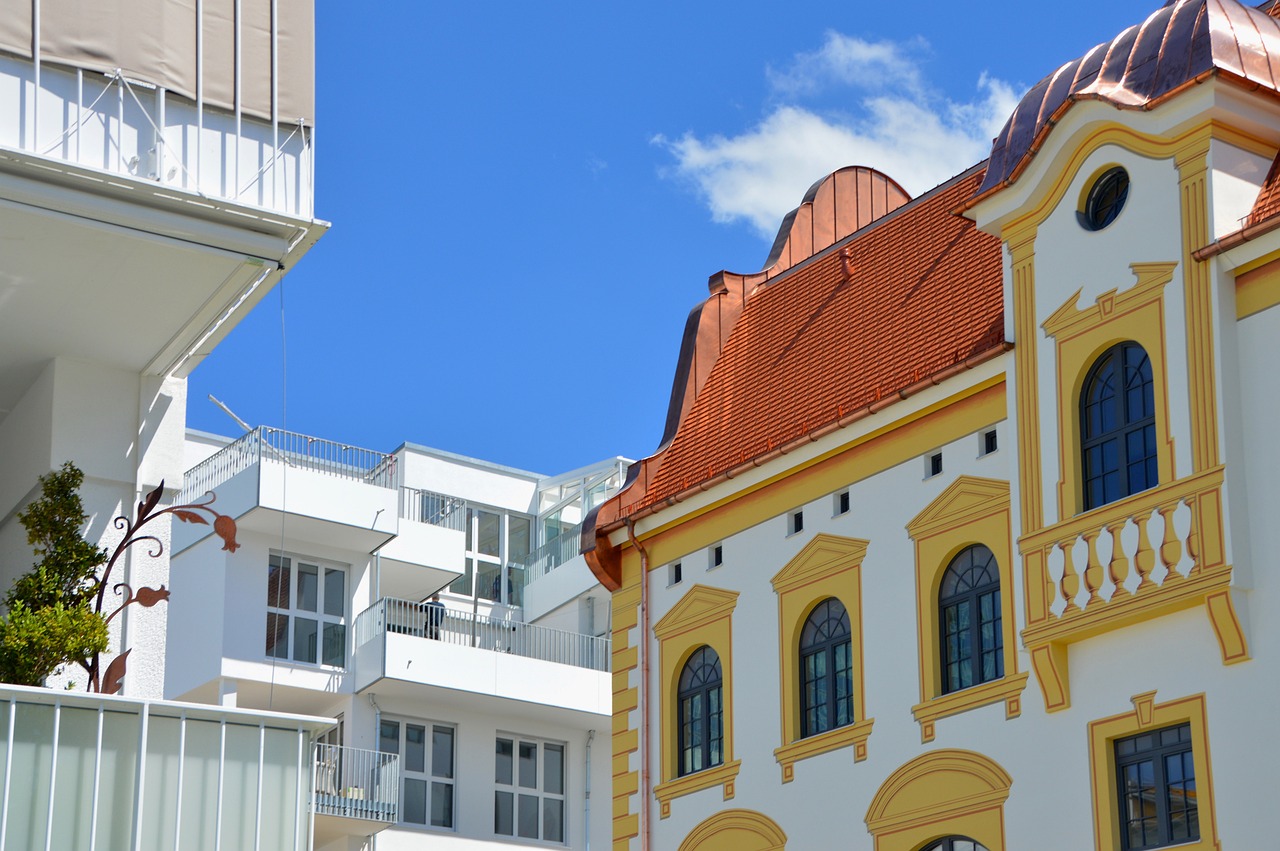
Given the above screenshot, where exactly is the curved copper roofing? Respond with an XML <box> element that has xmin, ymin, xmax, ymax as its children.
<box><xmin>975</xmin><ymin>0</ymin><xmax>1280</xmax><ymax>200</ymax></box>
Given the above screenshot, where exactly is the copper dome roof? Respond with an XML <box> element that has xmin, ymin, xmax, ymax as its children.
<box><xmin>975</xmin><ymin>0</ymin><xmax>1280</xmax><ymax>199</ymax></box>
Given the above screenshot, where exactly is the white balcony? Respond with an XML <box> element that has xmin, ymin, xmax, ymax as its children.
<box><xmin>0</xmin><ymin>683</ymin><xmax>336</xmax><ymax>851</ymax></box>
<box><xmin>312</xmin><ymin>743</ymin><xmax>398</xmax><ymax>846</ymax></box>
<box><xmin>352</xmin><ymin>599</ymin><xmax>611</xmax><ymax>718</ymax></box>
<box><xmin>175</xmin><ymin>427</ymin><xmax>401</xmax><ymax>555</ymax></box>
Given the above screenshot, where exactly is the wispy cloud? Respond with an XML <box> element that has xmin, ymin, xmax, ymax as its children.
<box><xmin>656</xmin><ymin>33</ymin><xmax>1021</xmax><ymax>239</ymax></box>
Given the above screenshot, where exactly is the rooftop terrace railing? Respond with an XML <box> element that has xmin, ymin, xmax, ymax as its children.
<box><xmin>400</xmin><ymin>487</ymin><xmax>467</xmax><ymax>531</ymax></box>
<box><xmin>179</xmin><ymin>426</ymin><xmax>398</xmax><ymax>503</ymax></box>
<box><xmin>313</xmin><ymin>742</ymin><xmax>399</xmax><ymax>823</ymax></box>
<box><xmin>355</xmin><ymin>598</ymin><xmax>609</xmax><ymax>673</ymax></box>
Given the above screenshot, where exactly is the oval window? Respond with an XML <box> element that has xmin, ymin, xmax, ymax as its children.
<box><xmin>1080</xmin><ymin>166</ymin><xmax>1129</xmax><ymax>231</ymax></box>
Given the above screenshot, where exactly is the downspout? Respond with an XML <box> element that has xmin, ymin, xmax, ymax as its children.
<box><xmin>368</xmin><ymin>692</ymin><xmax>381</xmax><ymax>851</ymax></box>
<box><xmin>584</xmin><ymin>729</ymin><xmax>594</xmax><ymax>851</ymax></box>
<box><xmin>624</xmin><ymin>519</ymin><xmax>651</xmax><ymax>851</ymax></box>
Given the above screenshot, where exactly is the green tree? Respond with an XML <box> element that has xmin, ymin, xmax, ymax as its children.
<box><xmin>0</xmin><ymin>463</ymin><xmax>109</xmax><ymax>686</ymax></box>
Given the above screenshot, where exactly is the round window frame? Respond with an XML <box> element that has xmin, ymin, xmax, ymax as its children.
<box><xmin>1078</xmin><ymin>166</ymin><xmax>1130</xmax><ymax>232</ymax></box>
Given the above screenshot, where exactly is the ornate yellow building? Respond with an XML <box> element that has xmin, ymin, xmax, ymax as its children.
<box><xmin>584</xmin><ymin>2</ymin><xmax>1280</xmax><ymax>848</ymax></box>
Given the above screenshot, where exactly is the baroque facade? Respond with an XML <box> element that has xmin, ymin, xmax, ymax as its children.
<box><xmin>584</xmin><ymin>2</ymin><xmax>1280</xmax><ymax>848</ymax></box>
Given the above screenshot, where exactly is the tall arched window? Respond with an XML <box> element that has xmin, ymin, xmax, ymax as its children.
<box><xmin>939</xmin><ymin>545</ymin><xmax>1002</xmax><ymax>694</ymax></box>
<box><xmin>800</xmin><ymin>598</ymin><xmax>853</xmax><ymax>738</ymax></box>
<box><xmin>677</xmin><ymin>646</ymin><xmax>723</xmax><ymax>776</ymax></box>
<box><xmin>919</xmin><ymin>837</ymin><xmax>990</xmax><ymax>851</ymax></box>
<box><xmin>1081</xmin><ymin>341</ymin><xmax>1157</xmax><ymax>511</ymax></box>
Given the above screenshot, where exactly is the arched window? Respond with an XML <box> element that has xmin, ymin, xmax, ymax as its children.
<box><xmin>1081</xmin><ymin>341</ymin><xmax>1157</xmax><ymax>511</ymax></box>
<box><xmin>677</xmin><ymin>646</ymin><xmax>723</xmax><ymax>776</ymax></box>
<box><xmin>939</xmin><ymin>545</ymin><xmax>1002</xmax><ymax>694</ymax></box>
<box><xmin>919</xmin><ymin>837</ymin><xmax>990</xmax><ymax>851</ymax></box>
<box><xmin>799</xmin><ymin>598</ymin><xmax>853</xmax><ymax>738</ymax></box>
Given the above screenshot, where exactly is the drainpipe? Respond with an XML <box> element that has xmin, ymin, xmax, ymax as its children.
<box><xmin>584</xmin><ymin>729</ymin><xmax>594</xmax><ymax>851</ymax></box>
<box><xmin>624</xmin><ymin>519</ymin><xmax>651</xmax><ymax>851</ymax></box>
<box><xmin>368</xmin><ymin>692</ymin><xmax>381</xmax><ymax>851</ymax></box>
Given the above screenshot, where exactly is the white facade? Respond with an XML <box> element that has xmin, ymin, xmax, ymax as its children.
<box><xmin>168</xmin><ymin>429</ymin><xmax>626</xmax><ymax>850</ymax></box>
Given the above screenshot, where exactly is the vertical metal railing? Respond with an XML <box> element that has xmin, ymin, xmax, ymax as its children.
<box><xmin>179</xmin><ymin>426</ymin><xmax>399</xmax><ymax>503</ymax></box>
<box><xmin>399</xmin><ymin>487</ymin><xmax>466</xmax><ymax>530</ymax></box>
<box><xmin>354</xmin><ymin>598</ymin><xmax>610</xmax><ymax>672</ymax></box>
<box><xmin>312</xmin><ymin>743</ymin><xmax>399</xmax><ymax>823</ymax></box>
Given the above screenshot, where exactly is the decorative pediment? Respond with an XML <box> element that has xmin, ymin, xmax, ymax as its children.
<box><xmin>771</xmin><ymin>533</ymin><xmax>869</xmax><ymax>595</ymax></box>
<box><xmin>865</xmin><ymin>749</ymin><xmax>1012</xmax><ymax>835</ymax></box>
<box><xmin>906</xmin><ymin>475</ymin><xmax>1010</xmax><ymax>540</ymax></box>
<box><xmin>1042</xmin><ymin>261</ymin><xmax>1176</xmax><ymax>339</ymax></box>
<box><xmin>654</xmin><ymin>585</ymin><xmax>739</xmax><ymax>640</ymax></box>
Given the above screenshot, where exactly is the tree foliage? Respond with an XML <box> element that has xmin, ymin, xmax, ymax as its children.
<box><xmin>0</xmin><ymin>463</ymin><xmax>109</xmax><ymax>686</ymax></box>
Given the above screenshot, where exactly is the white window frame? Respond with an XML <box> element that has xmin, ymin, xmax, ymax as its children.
<box><xmin>494</xmin><ymin>734</ymin><xmax>568</xmax><ymax>843</ymax></box>
<box><xmin>266</xmin><ymin>552</ymin><xmax>347</xmax><ymax>668</ymax></box>
<box><xmin>380</xmin><ymin>717</ymin><xmax>456</xmax><ymax>830</ymax></box>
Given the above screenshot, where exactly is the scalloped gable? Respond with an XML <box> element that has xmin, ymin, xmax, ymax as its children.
<box><xmin>906</xmin><ymin>475</ymin><xmax>1011</xmax><ymax>539</ymax></box>
<box><xmin>771</xmin><ymin>533</ymin><xmax>870</xmax><ymax>594</ymax></box>
<box><xmin>653</xmin><ymin>585</ymin><xmax>741</xmax><ymax>640</ymax></box>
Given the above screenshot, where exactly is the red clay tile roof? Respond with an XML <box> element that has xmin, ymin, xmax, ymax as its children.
<box><xmin>598</xmin><ymin>165</ymin><xmax>1002</xmax><ymax>533</ymax></box>
<box><xmin>974</xmin><ymin>0</ymin><xmax>1280</xmax><ymax>202</ymax></box>
<box><xmin>1247</xmin><ymin>150</ymin><xmax>1280</xmax><ymax>226</ymax></box>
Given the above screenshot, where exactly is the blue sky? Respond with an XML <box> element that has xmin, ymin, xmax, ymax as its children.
<box><xmin>187</xmin><ymin>0</ymin><xmax>1159</xmax><ymax>475</ymax></box>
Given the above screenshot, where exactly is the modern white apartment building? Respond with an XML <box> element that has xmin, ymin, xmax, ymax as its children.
<box><xmin>168</xmin><ymin>426</ymin><xmax>625</xmax><ymax>851</ymax></box>
<box><xmin>0</xmin><ymin>2</ymin><xmax>349</xmax><ymax>848</ymax></box>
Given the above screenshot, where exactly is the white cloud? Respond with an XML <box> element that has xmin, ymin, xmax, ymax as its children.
<box><xmin>766</xmin><ymin>32</ymin><xmax>928</xmax><ymax>97</ymax></box>
<box><xmin>658</xmin><ymin>34</ymin><xmax>1022</xmax><ymax>239</ymax></box>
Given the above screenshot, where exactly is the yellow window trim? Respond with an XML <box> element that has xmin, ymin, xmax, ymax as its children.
<box><xmin>1042</xmin><ymin>261</ymin><xmax>1178</xmax><ymax>520</ymax></box>
<box><xmin>906</xmin><ymin>476</ymin><xmax>1024</xmax><ymax>742</ymax></box>
<box><xmin>653</xmin><ymin>760</ymin><xmax>741</xmax><ymax>820</ymax></box>
<box><xmin>1088</xmin><ymin>692</ymin><xmax>1220</xmax><ymax>851</ymax></box>
<box><xmin>770</xmin><ymin>533</ymin><xmax>872</xmax><ymax>780</ymax></box>
<box><xmin>653</xmin><ymin>584</ymin><xmax>739</xmax><ymax>818</ymax></box>
<box><xmin>911</xmin><ymin>673</ymin><xmax>1029</xmax><ymax>743</ymax></box>
<box><xmin>865</xmin><ymin>749</ymin><xmax>1011</xmax><ymax>851</ymax></box>
<box><xmin>773</xmin><ymin>718</ymin><xmax>874</xmax><ymax>783</ymax></box>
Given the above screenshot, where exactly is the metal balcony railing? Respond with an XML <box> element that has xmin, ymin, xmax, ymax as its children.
<box><xmin>355</xmin><ymin>598</ymin><xmax>610</xmax><ymax>673</ymax></box>
<box><xmin>400</xmin><ymin>487</ymin><xmax>466</xmax><ymax>531</ymax></box>
<box><xmin>313</xmin><ymin>743</ymin><xmax>399</xmax><ymax>823</ymax></box>
<box><xmin>179</xmin><ymin>426</ymin><xmax>398</xmax><ymax>502</ymax></box>
<box><xmin>518</xmin><ymin>523</ymin><xmax>584</xmax><ymax>584</ymax></box>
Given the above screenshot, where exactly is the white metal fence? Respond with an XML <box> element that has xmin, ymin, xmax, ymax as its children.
<box><xmin>179</xmin><ymin>427</ymin><xmax>398</xmax><ymax>503</ymax></box>
<box><xmin>399</xmin><ymin>487</ymin><xmax>466</xmax><ymax>531</ymax></box>
<box><xmin>355</xmin><ymin>598</ymin><xmax>610</xmax><ymax>673</ymax></box>
<box><xmin>519</xmin><ymin>523</ymin><xmax>584</xmax><ymax>584</ymax></box>
<box><xmin>312</xmin><ymin>743</ymin><xmax>398</xmax><ymax>824</ymax></box>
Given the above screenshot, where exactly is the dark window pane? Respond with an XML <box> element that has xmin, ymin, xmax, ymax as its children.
<box><xmin>432</xmin><ymin>726</ymin><xmax>454</xmax><ymax>779</ymax></box>
<box><xmin>379</xmin><ymin>721</ymin><xmax>399</xmax><ymax>754</ymax></box>
<box><xmin>265</xmin><ymin>613</ymin><xmax>288</xmax><ymax>658</ymax></box>
<box><xmin>297</xmin><ymin>563</ymin><xmax>318</xmax><ymax>612</ymax></box>
<box><xmin>405</xmin><ymin>724</ymin><xmax>425</xmax><ymax>773</ymax></box>
<box><xmin>267</xmin><ymin>556</ymin><xmax>290</xmax><ymax>608</ymax></box>
<box><xmin>323</xmin><ymin>569</ymin><xmax>344</xmax><ymax>617</ymax></box>
<box><xmin>431</xmin><ymin>781</ymin><xmax>453</xmax><ymax>828</ymax></box>
<box><xmin>322</xmin><ymin>623</ymin><xmax>344</xmax><ymax>667</ymax></box>
<box><xmin>545</xmin><ymin>743</ymin><xmax>564</xmax><ymax>794</ymax></box>
<box><xmin>495</xmin><ymin>790</ymin><xmax>513</xmax><ymax>835</ymax></box>
<box><xmin>403</xmin><ymin>777</ymin><xmax>427</xmax><ymax>824</ymax></box>
<box><xmin>293</xmin><ymin>617</ymin><xmax>317</xmax><ymax>664</ymax></box>
<box><xmin>517</xmin><ymin>793</ymin><xmax>539</xmax><ymax>839</ymax></box>
<box><xmin>518</xmin><ymin>741</ymin><xmax>538</xmax><ymax>788</ymax></box>
<box><xmin>495</xmin><ymin>738</ymin><xmax>513</xmax><ymax>785</ymax></box>
<box><xmin>544</xmin><ymin>797</ymin><xmax>564</xmax><ymax>842</ymax></box>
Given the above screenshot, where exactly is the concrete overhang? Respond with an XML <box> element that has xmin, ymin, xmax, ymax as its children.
<box><xmin>0</xmin><ymin>146</ymin><xmax>327</xmax><ymax>420</ymax></box>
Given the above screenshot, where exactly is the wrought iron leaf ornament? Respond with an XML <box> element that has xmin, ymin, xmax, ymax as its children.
<box><xmin>82</xmin><ymin>482</ymin><xmax>238</xmax><ymax>693</ymax></box>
